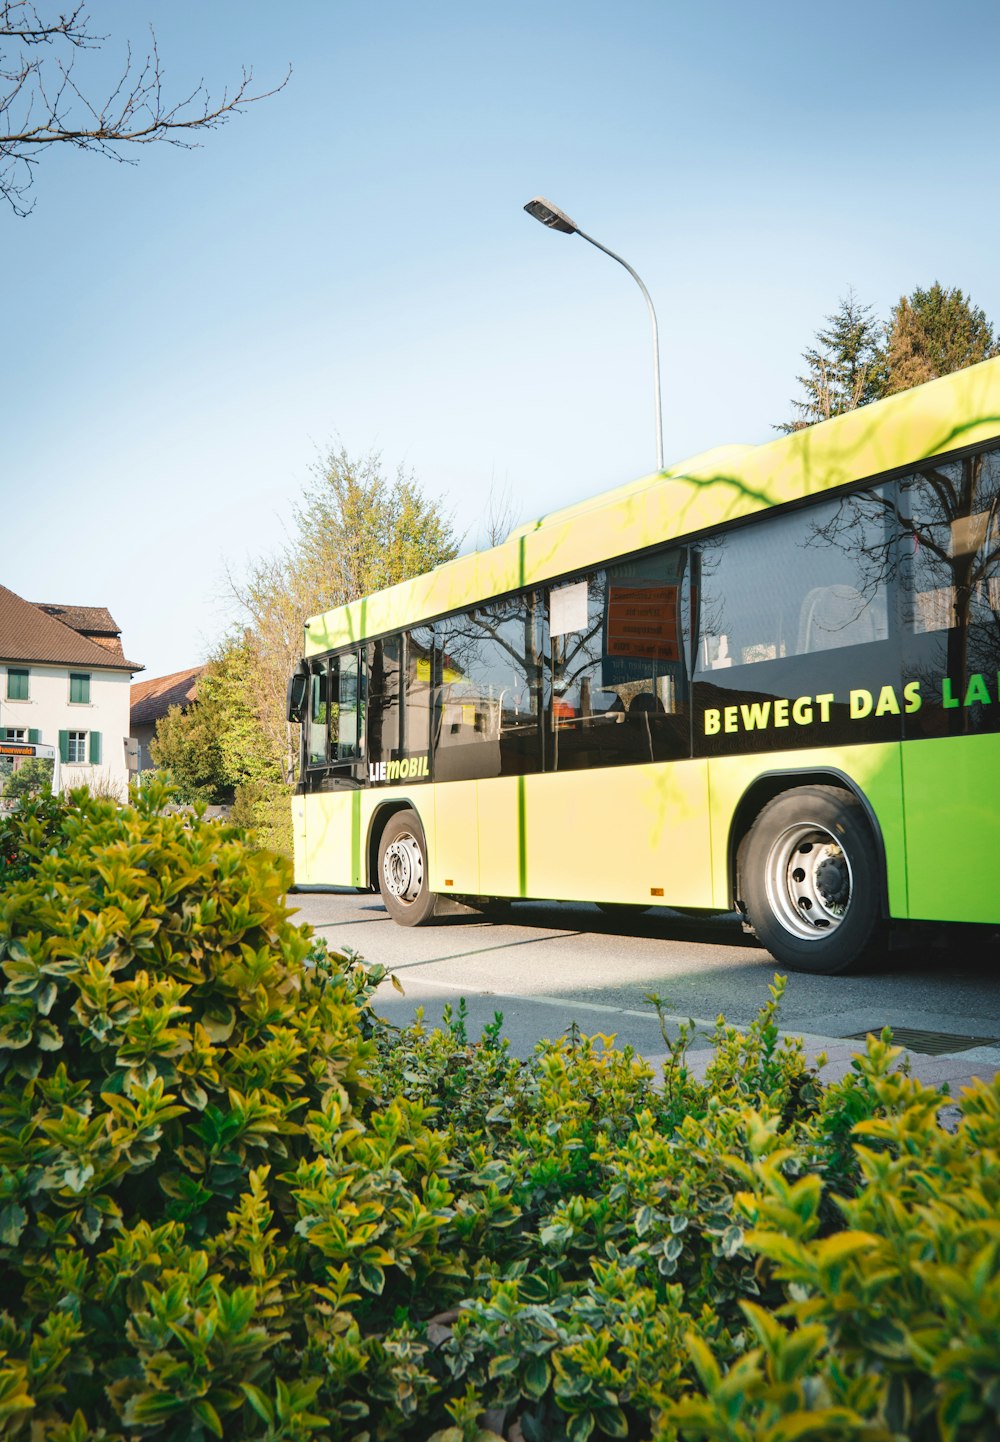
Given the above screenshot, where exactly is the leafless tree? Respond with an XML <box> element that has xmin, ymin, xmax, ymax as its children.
<box><xmin>477</xmin><ymin>474</ymin><xmax>518</xmax><ymax>550</ymax></box>
<box><xmin>0</xmin><ymin>2</ymin><xmax>286</xmax><ymax>214</ymax></box>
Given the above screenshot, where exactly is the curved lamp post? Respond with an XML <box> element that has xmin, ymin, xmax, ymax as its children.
<box><xmin>523</xmin><ymin>196</ymin><xmax>664</xmax><ymax>472</ymax></box>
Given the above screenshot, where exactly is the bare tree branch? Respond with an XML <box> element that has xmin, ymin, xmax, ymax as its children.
<box><xmin>1</xmin><ymin>2</ymin><xmax>92</xmax><ymax>47</ymax></box>
<box><xmin>477</xmin><ymin>473</ymin><xmax>517</xmax><ymax>550</ymax></box>
<box><xmin>0</xmin><ymin>3</ymin><xmax>287</xmax><ymax>214</ymax></box>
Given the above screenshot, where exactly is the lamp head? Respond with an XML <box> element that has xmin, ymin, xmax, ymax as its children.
<box><xmin>523</xmin><ymin>196</ymin><xmax>578</xmax><ymax>235</ymax></box>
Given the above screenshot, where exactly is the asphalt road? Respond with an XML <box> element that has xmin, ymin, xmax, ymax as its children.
<box><xmin>289</xmin><ymin>888</ymin><xmax>1000</xmax><ymax>1091</ymax></box>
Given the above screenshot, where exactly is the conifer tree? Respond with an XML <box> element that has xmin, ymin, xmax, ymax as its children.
<box><xmin>779</xmin><ymin>289</ymin><xmax>886</xmax><ymax>432</ymax></box>
<box><xmin>883</xmin><ymin>282</ymin><xmax>999</xmax><ymax>395</ymax></box>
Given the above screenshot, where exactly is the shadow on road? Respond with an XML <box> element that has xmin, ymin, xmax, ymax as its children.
<box><xmin>431</xmin><ymin>898</ymin><xmax>759</xmax><ymax>946</ymax></box>
<box><xmin>423</xmin><ymin>900</ymin><xmax>1000</xmax><ymax>982</ymax></box>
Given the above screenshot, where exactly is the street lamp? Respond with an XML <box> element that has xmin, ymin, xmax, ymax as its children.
<box><xmin>523</xmin><ymin>196</ymin><xmax>664</xmax><ymax>472</ymax></box>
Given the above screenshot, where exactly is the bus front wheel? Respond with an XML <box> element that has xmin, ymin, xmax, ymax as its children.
<box><xmin>377</xmin><ymin>810</ymin><xmax>437</xmax><ymax>926</ymax></box>
<box><xmin>741</xmin><ymin>786</ymin><xmax>880</xmax><ymax>975</ymax></box>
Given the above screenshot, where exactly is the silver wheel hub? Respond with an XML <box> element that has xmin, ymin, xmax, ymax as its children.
<box><xmin>764</xmin><ymin>822</ymin><xmax>852</xmax><ymax>940</ymax></box>
<box><xmin>383</xmin><ymin>833</ymin><xmax>424</xmax><ymax>903</ymax></box>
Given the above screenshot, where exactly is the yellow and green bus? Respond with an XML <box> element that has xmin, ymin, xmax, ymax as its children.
<box><xmin>288</xmin><ymin>357</ymin><xmax>1000</xmax><ymax>974</ymax></box>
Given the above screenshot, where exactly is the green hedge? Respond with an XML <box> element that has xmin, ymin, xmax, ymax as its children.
<box><xmin>0</xmin><ymin>787</ymin><xmax>997</xmax><ymax>1441</ymax></box>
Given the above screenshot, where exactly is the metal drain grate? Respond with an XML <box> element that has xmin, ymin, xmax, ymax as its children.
<box><xmin>843</xmin><ymin>1027</ymin><xmax>1000</xmax><ymax>1056</ymax></box>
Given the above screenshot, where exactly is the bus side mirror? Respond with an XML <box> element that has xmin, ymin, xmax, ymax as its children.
<box><xmin>287</xmin><ymin>673</ymin><xmax>308</xmax><ymax>723</ymax></box>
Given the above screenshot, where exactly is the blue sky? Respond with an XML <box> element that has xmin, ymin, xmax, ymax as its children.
<box><xmin>3</xmin><ymin>0</ymin><xmax>999</xmax><ymax>676</ymax></box>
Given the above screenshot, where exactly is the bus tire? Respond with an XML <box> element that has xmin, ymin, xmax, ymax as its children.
<box><xmin>377</xmin><ymin>809</ymin><xmax>437</xmax><ymax>926</ymax></box>
<box><xmin>741</xmin><ymin>786</ymin><xmax>881</xmax><ymax>975</ymax></box>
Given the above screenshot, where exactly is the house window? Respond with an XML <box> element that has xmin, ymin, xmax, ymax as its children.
<box><xmin>2</xmin><ymin>729</ymin><xmax>26</xmax><ymax>742</ymax></box>
<box><xmin>6</xmin><ymin>668</ymin><xmax>28</xmax><ymax>700</ymax></box>
<box><xmin>69</xmin><ymin>673</ymin><xmax>91</xmax><ymax>704</ymax></box>
<box><xmin>67</xmin><ymin>731</ymin><xmax>87</xmax><ymax>763</ymax></box>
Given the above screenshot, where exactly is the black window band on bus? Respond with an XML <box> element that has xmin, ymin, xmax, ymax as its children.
<box><xmin>690</xmin><ymin>443</ymin><xmax>1000</xmax><ymax>755</ymax></box>
<box><xmin>300</xmin><ymin>436</ymin><xmax>1000</xmax><ymax>781</ymax></box>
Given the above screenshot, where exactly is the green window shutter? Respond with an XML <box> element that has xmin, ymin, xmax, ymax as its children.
<box><xmin>28</xmin><ymin>729</ymin><xmax>40</xmax><ymax>744</ymax></box>
<box><xmin>70</xmin><ymin>673</ymin><xmax>91</xmax><ymax>704</ymax></box>
<box><xmin>6</xmin><ymin>668</ymin><xmax>29</xmax><ymax>701</ymax></box>
<box><xmin>89</xmin><ymin>731</ymin><xmax>102</xmax><ymax>765</ymax></box>
<box><xmin>59</xmin><ymin>731</ymin><xmax>69</xmax><ymax>763</ymax></box>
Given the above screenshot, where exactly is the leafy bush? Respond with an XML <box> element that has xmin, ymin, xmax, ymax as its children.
<box><xmin>0</xmin><ymin>756</ymin><xmax>53</xmax><ymax>802</ymax></box>
<box><xmin>230</xmin><ymin>777</ymin><xmax>295</xmax><ymax>857</ymax></box>
<box><xmin>0</xmin><ymin>786</ymin><xmax>997</xmax><ymax>1441</ymax></box>
<box><xmin>0</xmin><ymin>787</ymin><xmax>63</xmax><ymax>882</ymax></box>
<box><xmin>0</xmin><ymin>784</ymin><xmax>447</xmax><ymax>1439</ymax></box>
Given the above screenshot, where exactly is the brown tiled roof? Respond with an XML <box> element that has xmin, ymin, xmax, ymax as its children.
<box><xmin>88</xmin><ymin>633</ymin><xmax>127</xmax><ymax>658</ymax></box>
<box><xmin>130</xmin><ymin>666</ymin><xmax>204</xmax><ymax>727</ymax></box>
<box><xmin>34</xmin><ymin>603</ymin><xmax>119</xmax><ymax>635</ymax></box>
<box><xmin>32</xmin><ymin>599</ymin><xmax>127</xmax><ymax>660</ymax></box>
<box><xmin>34</xmin><ymin>602</ymin><xmax>127</xmax><ymax>662</ymax></box>
<box><xmin>0</xmin><ymin>585</ymin><xmax>142</xmax><ymax>672</ymax></box>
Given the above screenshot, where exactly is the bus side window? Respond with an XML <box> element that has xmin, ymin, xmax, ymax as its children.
<box><xmin>306</xmin><ymin>651</ymin><xmax>363</xmax><ymax>768</ymax></box>
<box><xmin>433</xmin><ymin>596</ymin><xmax>543</xmax><ymax>781</ymax></box>
<box><xmin>306</xmin><ymin>666</ymin><xmax>329</xmax><ymax>766</ymax></box>
<box><xmin>693</xmin><ymin>486</ymin><xmax>901</xmax><ymax>757</ymax></box>
<box><xmin>548</xmin><ymin>553</ymin><xmax>689</xmax><ymax>771</ymax></box>
<box><xmin>405</xmin><ymin>626</ymin><xmax>435</xmax><ymax>760</ymax></box>
<box><xmin>901</xmin><ymin>445</ymin><xmax>1000</xmax><ymax>739</ymax></box>
<box><xmin>366</xmin><ymin>638</ymin><xmax>401</xmax><ymax>767</ymax></box>
<box><xmin>696</xmin><ymin>490</ymin><xmax>892</xmax><ymax>673</ymax></box>
<box><xmin>333</xmin><ymin>653</ymin><xmax>361</xmax><ymax>761</ymax></box>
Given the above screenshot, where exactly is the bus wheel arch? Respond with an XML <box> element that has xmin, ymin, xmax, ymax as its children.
<box><xmin>732</xmin><ymin>775</ymin><xmax>887</xmax><ymax>975</ymax></box>
<box><xmin>372</xmin><ymin>804</ymin><xmax>438</xmax><ymax>926</ymax></box>
<box><xmin>367</xmin><ymin>801</ymin><xmax>415</xmax><ymax>889</ymax></box>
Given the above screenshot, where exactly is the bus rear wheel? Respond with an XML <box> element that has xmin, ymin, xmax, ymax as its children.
<box><xmin>377</xmin><ymin>810</ymin><xmax>437</xmax><ymax>926</ymax></box>
<box><xmin>741</xmin><ymin>786</ymin><xmax>881</xmax><ymax>975</ymax></box>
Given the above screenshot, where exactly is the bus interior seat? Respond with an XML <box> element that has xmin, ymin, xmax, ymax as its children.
<box><xmin>796</xmin><ymin>585</ymin><xmax>879</xmax><ymax>653</ymax></box>
<box><xmin>628</xmin><ymin>692</ymin><xmax>666</xmax><ymax>714</ymax></box>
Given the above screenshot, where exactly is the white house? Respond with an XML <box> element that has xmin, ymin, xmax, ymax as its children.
<box><xmin>0</xmin><ymin>585</ymin><xmax>143</xmax><ymax>797</ymax></box>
